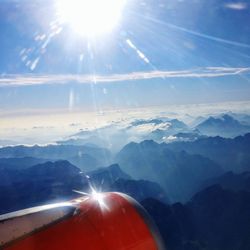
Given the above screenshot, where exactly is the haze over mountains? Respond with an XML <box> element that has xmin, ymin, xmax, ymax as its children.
<box><xmin>49</xmin><ymin>113</ymin><xmax>250</xmax><ymax>153</ymax></box>
<box><xmin>142</xmin><ymin>185</ymin><xmax>250</xmax><ymax>250</ymax></box>
<box><xmin>0</xmin><ymin>144</ymin><xmax>112</xmax><ymax>172</ymax></box>
<box><xmin>116</xmin><ymin>140</ymin><xmax>222</xmax><ymax>202</ymax></box>
<box><xmin>196</xmin><ymin>114</ymin><xmax>250</xmax><ymax>137</ymax></box>
<box><xmin>1</xmin><ymin>0</ymin><xmax>250</xmax><ymax>248</ymax></box>
<box><xmin>1</xmin><ymin>111</ymin><xmax>250</xmax><ymax>250</ymax></box>
<box><xmin>1</xmin><ymin>112</ymin><xmax>250</xmax><ymax>204</ymax></box>
<box><xmin>166</xmin><ymin>133</ymin><xmax>250</xmax><ymax>173</ymax></box>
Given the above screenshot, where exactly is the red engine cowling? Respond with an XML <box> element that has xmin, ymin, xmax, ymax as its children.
<box><xmin>0</xmin><ymin>192</ymin><xmax>164</xmax><ymax>250</ymax></box>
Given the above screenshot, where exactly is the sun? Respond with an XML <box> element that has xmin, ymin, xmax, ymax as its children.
<box><xmin>56</xmin><ymin>0</ymin><xmax>126</xmax><ymax>37</ymax></box>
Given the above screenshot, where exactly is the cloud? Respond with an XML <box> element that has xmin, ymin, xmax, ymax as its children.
<box><xmin>224</xmin><ymin>2</ymin><xmax>248</xmax><ymax>10</ymax></box>
<box><xmin>0</xmin><ymin>67</ymin><xmax>250</xmax><ymax>87</ymax></box>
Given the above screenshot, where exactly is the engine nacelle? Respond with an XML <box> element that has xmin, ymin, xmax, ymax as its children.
<box><xmin>0</xmin><ymin>192</ymin><xmax>164</xmax><ymax>250</ymax></box>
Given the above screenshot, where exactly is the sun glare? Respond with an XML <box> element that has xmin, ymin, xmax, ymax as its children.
<box><xmin>56</xmin><ymin>0</ymin><xmax>126</xmax><ymax>37</ymax></box>
<box><xmin>91</xmin><ymin>189</ymin><xmax>109</xmax><ymax>211</ymax></box>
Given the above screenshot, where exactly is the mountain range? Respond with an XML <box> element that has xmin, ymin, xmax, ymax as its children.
<box><xmin>0</xmin><ymin>161</ymin><xmax>168</xmax><ymax>214</ymax></box>
<box><xmin>166</xmin><ymin>133</ymin><xmax>250</xmax><ymax>172</ymax></box>
<box><xmin>0</xmin><ymin>157</ymin><xmax>49</xmax><ymax>170</ymax></box>
<box><xmin>57</xmin><ymin>114</ymin><xmax>250</xmax><ymax>151</ymax></box>
<box><xmin>0</xmin><ymin>160</ymin><xmax>88</xmax><ymax>213</ymax></box>
<box><xmin>116</xmin><ymin>140</ymin><xmax>223</xmax><ymax>202</ymax></box>
<box><xmin>1</xmin><ymin>113</ymin><xmax>250</xmax><ymax>249</ymax></box>
<box><xmin>142</xmin><ymin>185</ymin><xmax>250</xmax><ymax>250</ymax></box>
<box><xmin>196</xmin><ymin>114</ymin><xmax>250</xmax><ymax>137</ymax></box>
<box><xmin>200</xmin><ymin>171</ymin><xmax>250</xmax><ymax>193</ymax></box>
<box><xmin>0</xmin><ymin>144</ymin><xmax>112</xmax><ymax>172</ymax></box>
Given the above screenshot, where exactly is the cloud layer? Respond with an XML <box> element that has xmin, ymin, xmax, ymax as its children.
<box><xmin>0</xmin><ymin>67</ymin><xmax>250</xmax><ymax>87</ymax></box>
<box><xmin>225</xmin><ymin>2</ymin><xmax>248</xmax><ymax>10</ymax></box>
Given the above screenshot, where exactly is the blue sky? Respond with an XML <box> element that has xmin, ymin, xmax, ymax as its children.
<box><xmin>0</xmin><ymin>0</ymin><xmax>250</xmax><ymax>112</ymax></box>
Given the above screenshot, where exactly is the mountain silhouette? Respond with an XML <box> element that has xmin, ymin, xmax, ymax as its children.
<box><xmin>166</xmin><ymin>133</ymin><xmax>250</xmax><ymax>172</ymax></box>
<box><xmin>142</xmin><ymin>185</ymin><xmax>250</xmax><ymax>250</ymax></box>
<box><xmin>196</xmin><ymin>114</ymin><xmax>250</xmax><ymax>137</ymax></box>
<box><xmin>200</xmin><ymin>171</ymin><xmax>250</xmax><ymax>192</ymax></box>
<box><xmin>116</xmin><ymin>140</ymin><xmax>222</xmax><ymax>202</ymax></box>
<box><xmin>0</xmin><ymin>157</ymin><xmax>49</xmax><ymax>170</ymax></box>
<box><xmin>0</xmin><ymin>160</ymin><xmax>88</xmax><ymax>214</ymax></box>
<box><xmin>87</xmin><ymin>164</ymin><xmax>132</xmax><ymax>190</ymax></box>
<box><xmin>0</xmin><ymin>144</ymin><xmax>112</xmax><ymax>171</ymax></box>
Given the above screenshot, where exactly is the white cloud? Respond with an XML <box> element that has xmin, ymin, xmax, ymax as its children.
<box><xmin>0</xmin><ymin>67</ymin><xmax>249</xmax><ymax>87</ymax></box>
<box><xmin>225</xmin><ymin>2</ymin><xmax>248</xmax><ymax>10</ymax></box>
<box><xmin>130</xmin><ymin>122</ymin><xmax>171</xmax><ymax>134</ymax></box>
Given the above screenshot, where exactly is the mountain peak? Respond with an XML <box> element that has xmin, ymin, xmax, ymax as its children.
<box><xmin>140</xmin><ymin>140</ymin><xmax>159</xmax><ymax>147</ymax></box>
<box><xmin>196</xmin><ymin>114</ymin><xmax>250</xmax><ymax>137</ymax></box>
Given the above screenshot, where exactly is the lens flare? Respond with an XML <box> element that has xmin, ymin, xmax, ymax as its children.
<box><xmin>91</xmin><ymin>189</ymin><xmax>109</xmax><ymax>210</ymax></box>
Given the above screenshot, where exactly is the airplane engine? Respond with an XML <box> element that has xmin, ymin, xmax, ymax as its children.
<box><xmin>0</xmin><ymin>192</ymin><xmax>164</xmax><ymax>250</ymax></box>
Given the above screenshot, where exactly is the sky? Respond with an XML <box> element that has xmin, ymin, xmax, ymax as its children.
<box><xmin>0</xmin><ymin>0</ymin><xmax>250</xmax><ymax>142</ymax></box>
